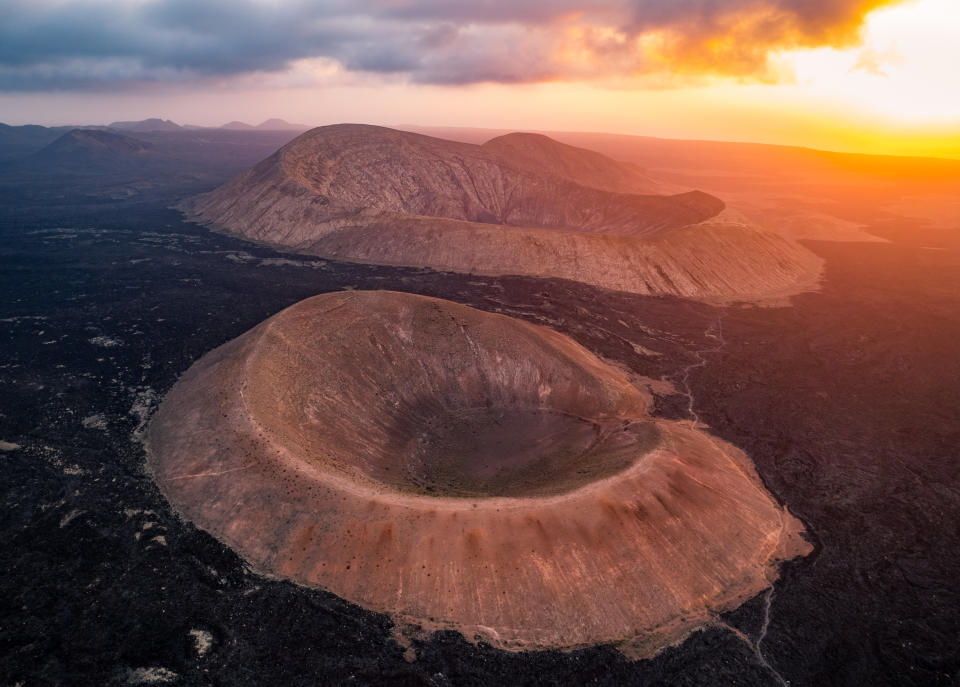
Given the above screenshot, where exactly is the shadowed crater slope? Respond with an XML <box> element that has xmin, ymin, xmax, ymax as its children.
<box><xmin>146</xmin><ymin>291</ymin><xmax>811</xmax><ymax>655</ymax></box>
<box><xmin>187</xmin><ymin>125</ymin><xmax>821</xmax><ymax>300</ymax></box>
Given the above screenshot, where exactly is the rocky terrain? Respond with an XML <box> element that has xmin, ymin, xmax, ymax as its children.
<box><xmin>1</xmin><ymin>129</ymin><xmax>957</xmax><ymax>685</ymax></box>
<box><xmin>188</xmin><ymin>125</ymin><xmax>822</xmax><ymax>300</ymax></box>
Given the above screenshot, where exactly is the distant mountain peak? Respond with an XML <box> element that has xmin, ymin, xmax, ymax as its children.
<box><xmin>107</xmin><ymin>118</ymin><xmax>182</xmax><ymax>132</ymax></box>
<box><xmin>256</xmin><ymin>118</ymin><xmax>309</xmax><ymax>131</ymax></box>
<box><xmin>46</xmin><ymin>128</ymin><xmax>155</xmax><ymax>154</ymax></box>
<box><xmin>21</xmin><ymin>128</ymin><xmax>160</xmax><ymax>172</ymax></box>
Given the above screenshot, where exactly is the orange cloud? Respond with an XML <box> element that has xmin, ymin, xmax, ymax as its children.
<box><xmin>0</xmin><ymin>0</ymin><xmax>910</xmax><ymax>89</ymax></box>
<box><xmin>554</xmin><ymin>0</ymin><xmax>906</xmax><ymax>82</ymax></box>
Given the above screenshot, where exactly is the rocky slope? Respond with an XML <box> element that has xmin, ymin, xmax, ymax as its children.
<box><xmin>188</xmin><ymin>124</ymin><xmax>821</xmax><ymax>300</ymax></box>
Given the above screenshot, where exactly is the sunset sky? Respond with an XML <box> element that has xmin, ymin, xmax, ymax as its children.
<box><xmin>2</xmin><ymin>0</ymin><xmax>958</xmax><ymax>158</ymax></box>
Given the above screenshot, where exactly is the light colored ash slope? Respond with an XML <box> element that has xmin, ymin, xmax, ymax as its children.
<box><xmin>188</xmin><ymin>124</ymin><xmax>821</xmax><ymax>300</ymax></box>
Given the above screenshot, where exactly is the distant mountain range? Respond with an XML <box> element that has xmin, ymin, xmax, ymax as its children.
<box><xmin>0</xmin><ymin>119</ymin><xmax>312</xmax><ymax>169</ymax></box>
<box><xmin>0</xmin><ymin>123</ymin><xmax>74</xmax><ymax>162</ymax></box>
<box><xmin>105</xmin><ymin>117</ymin><xmax>309</xmax><ymax>132</ymax></box>
<box><xmin>107</xmin><ymin>118</ymin><xmax>182</xmax><ymax>133</ymax></box>
<box><xmin>0</xmin><ymin>123</ymin><xmax>310</xmax><ymax>196</ymax></box>
<box><xmin>219</xmin><ymin>118</ymin><xmax>309</xmax><ymax>131</ymax></box>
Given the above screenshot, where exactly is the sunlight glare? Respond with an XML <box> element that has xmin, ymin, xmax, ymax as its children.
<box><xmin>783</xmin><ymin>0</ymin><xmax>960</xmax><ymax>125</ymax></box>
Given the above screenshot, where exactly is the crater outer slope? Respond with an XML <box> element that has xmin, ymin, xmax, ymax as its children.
<box><xmin>187</xmin><ymin>125</ymin><xmax>821</xmax><ymax>301</ymax></box>
<box><xmin>146</xmin><ymin>291</ymin><xmax>810</xmax><ymax>655</ymax></box>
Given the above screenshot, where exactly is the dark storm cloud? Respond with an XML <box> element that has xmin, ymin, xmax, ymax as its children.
<box><xmin>0</xmin><ymin>0</ymin><xmax>901</xmax><ymax>90</ymax></box>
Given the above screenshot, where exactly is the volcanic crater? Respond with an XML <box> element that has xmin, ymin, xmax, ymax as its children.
<box><xmin>147</xmin><ymin>291</ymin><xmax>810</xmax><ymax>655</ymax></box>
<box><xmin>187</xmin><ymin>125</ymin><xmax>822</xmax><ymax>300</ymax></box>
